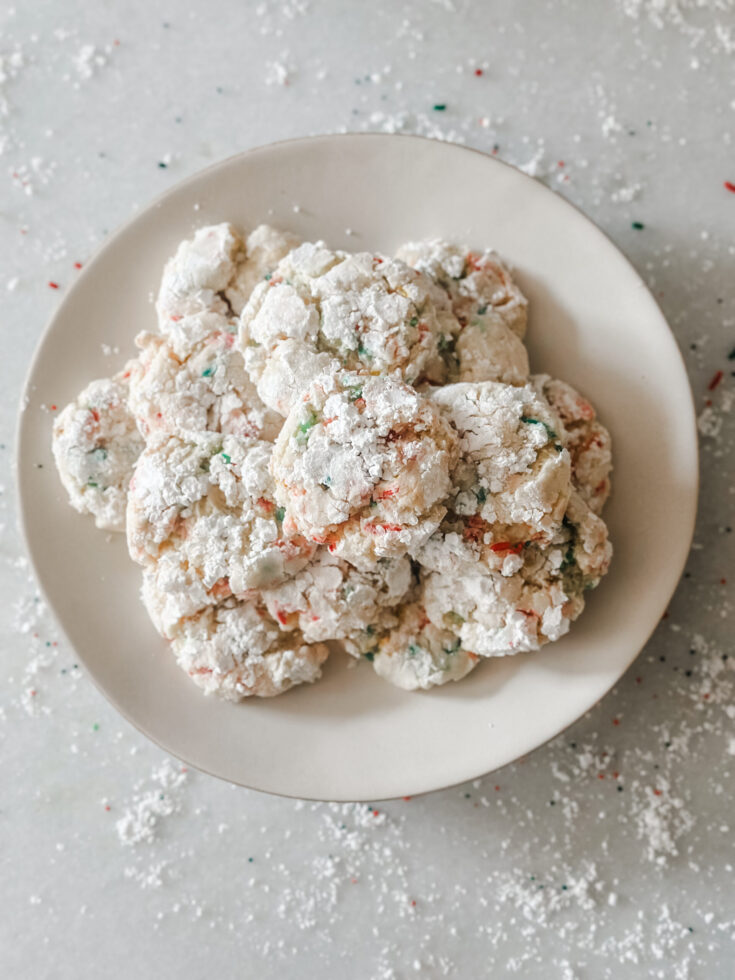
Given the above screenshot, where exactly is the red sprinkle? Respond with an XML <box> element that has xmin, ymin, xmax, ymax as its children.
<box><xmin>104</xmin><ymin>805</ymin><xmax>111</xmax><ymax>812</ymax></box>
<box><xmin>74</xmin><ymin>262</ymin><xmax>83</xmax><ymax>269</ymax></box>
<box><xmin>50</xmin><ymin>404</ymin><xmax>57</xmax><ymax>411</ymax></box>
<box><xmin>474</xmin><ymin>68</ymin><xmax>483</xmax><ymax>76</ymax></box>
<box><xmin>410</xmin><ymin>900</ymin><xmax>417</xmax><ymax>907</ymax></box>
<box><xmin>48</xmin><ymin>281</ymin><xmax>59</xmax><ymax>289</ymax></box>
<box><xmin>653</xmin><ymin>789</ymin><xmax>662</xmax><ymax>796</ymax></box>
<box><xmin>708</xmin><ymin>370</ymin><xmax>723</xmax><ymax>391</ymax></box>
<box><xmin>725</xmin><ymin>181</ymin><xmax>735</xmax><ymax>193</ymax></box>
<box><xmin>490</xmin><ymin>541</ymin><xmax>524</xmax><ymax>554</ymax></box>
<box><xmin>598</xmin><ymin>773</ymin><xmax>605</xmax><ymax>780</ymax></box>
<box><xmin>402</xmin><ymin>796</ymin><xmax>411</xmax><ymax>801</ymax></box>
<box><xmin>612</xmin><ymin>718</ymin><xmax>620</xmax><ymax>726</ymax></box>
<box><xmin>372</xmin><ymin>809</ymin><xmax>379</xmax><ymax>817</ymax></box>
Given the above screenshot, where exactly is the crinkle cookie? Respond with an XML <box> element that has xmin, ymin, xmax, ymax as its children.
<box><xmin>240</xmin><ymin>242</ymin><xmax>458</xmax><ymax>415</ymax></box>
<box><xmin>396</xmin><ymin>239</ymin><xmax>529</xmax><ymax>383</ymax></box>
<box><xmin>531</xmin><ymin>375</ymin><xmax>612</xmax><ymax>514</ymax></box>
<box><xmin>127</xmin><ymin>432</ymin><xmax>314</xmax><ymax>592</ymax></box>
<box><xmin>421</xmin><ymin>489</ymin><xmax>611</xmax><ymax>658</ymax></box>
<box><xmin>429</xmin><ymin>381</ymin><xmax>572</xmax><ymax>546</ymax></box>
<box><xmin>225</xmin><ymin>224</ymin><xmax>301</xmax><ymax>316</ymax></box>
<box><xmin>261</xmin><ymin>550</ymin><xmax>412</xmax><ymax>645</ymax></box>
<box><xmin>52</xmin><ymin>371</ymin><xmax>144</xmax><ymax>532</ymax></box>
<box><xmin>396</xmin><ymin>239</ymin><xmax>528</xmax><ymax>337</ymax></box>
<box><xmin>170</xmin><ymin>597</ymin><xmax>329</xmax><ymax>700</ymax></box>
<box><xmin>270</xmin><ymin>371</ymin><xmax>458</xmax><ymax>565</ymax></box>
<box><xmin>157</xmin><ymin>223</ymin><xmax>243</xmax><ymax>324</ymax></box>
<box><xmin>128</xmin><ymin>328</ymin><xmax>281</xmax><ymax>441</ymax></box>
<box><xmin>364</xmin><ymin>602</ymin><xmax>479</xmax><ymax>690</ymax></box>
<box><xmin>157</xmin><ymin>223</ymin><xmax>299</xmax><ymax>357</ymax></box>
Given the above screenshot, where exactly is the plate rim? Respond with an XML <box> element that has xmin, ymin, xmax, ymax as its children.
<box><xmin>15</xmin><ymin>132</ymin><xmax>699</xmax><ymax>801</ymax></box>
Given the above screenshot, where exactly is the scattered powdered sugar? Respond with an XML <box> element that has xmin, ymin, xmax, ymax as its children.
<box><xmin>618</xmin><ymin>0</ymin><xmax>735</xmax><ymax>54</ymax></box>
<box><xmin>632</xmin><ymin>778</ymin><xmax>696</xmax><ymax>865</ymax></box>
<box><xmin>116</xmin><ymin>760</ymin><xmax>189</xmax><ymax>847</ymax></box>
<box><xmin>72</xmin><ymin>44</ymin><xmax>107</xmax><ymax>81</ymax></box>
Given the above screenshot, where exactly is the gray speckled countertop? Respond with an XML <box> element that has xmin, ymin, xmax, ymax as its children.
<box><xmin>1</xmin><ymin>1</ymin><xmax>733</xmax><ymax>977</ymax></box>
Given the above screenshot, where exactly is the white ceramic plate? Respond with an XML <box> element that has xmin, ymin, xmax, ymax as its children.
<box><xmin>17</xmin><ymin>134</ymin><xmax>698</xmax><ymax>802</ymax></box>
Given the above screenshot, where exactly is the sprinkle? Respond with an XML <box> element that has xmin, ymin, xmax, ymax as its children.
<box><xmin>157</xmin><ymin>161</ymin><xmax>168</xmax><ymax>169</ymax></box>
<box><xmin>631</xmin><ymin>221</ymin><xmax>645</xmax><ymax>230</ymax></box>
<box><xmin>433</xmin><ymin>104</ymin><xmax>447</xmax><ymax>111</ymax></box>
<box><xmin>490</xmin><ymin>541</ymin><xmax>524</xmax><ymax>554</ymax></box>
<box><xmin>708</xmin><ymin>370</ymin><xmax>723</xmax><ymax>391</ymax></box>
<box><xmin>474</xmin><ymin>68</ymin><xmax>483</xmax><ymax>76</ymax></box>
<box><xmin>74</xmin><ymin>262</ymin><xmax>82</xmax><ymax>269</ymax></box>
<box><xmin>48</xmin><ymin>281</ymin><xmax>59</xmax><ymax>289</ymax></box>
<box><xmin>725</xmin><ymin>181</ymin><xmax>735</xmax><ymax>193</ymax></box>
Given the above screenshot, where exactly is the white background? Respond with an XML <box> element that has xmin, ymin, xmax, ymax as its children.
<box><xmin>1</xmin><ymin>1</ymin><xmax>734</xmax><ymax>977</ymax></box>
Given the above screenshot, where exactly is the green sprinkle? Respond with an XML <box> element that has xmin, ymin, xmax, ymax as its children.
<box><xmin>408</xmin><ymin>644</ymin><xmax>420</xmax><ymax>657</ymax></box>
<box><xmin>92</xmin><ymin>723</ymin><xmax>99</xmax><ymax>731</ymax></box>
<box><xmin>433</xmin><ymin>104</ymin><xmax>446</xmax><ymax>111</ymax></box>
<box><xmin>275</xmin><ymin>506</ymin><xmax>285</xmax><ymax>523</ymax></box>
<box><xmin>365</xmin><ymin>625</ymin><xmax>375</xmax><ymax>636</ymax></box>
<box><xmin>201</xmin><ymin>366</ymin><xmax>214</xmax><ymax>377</ymax></box>
<box><xmin>295</xmin><ymin>410</ymin><xmax>319</xmax><ymax>444</ymax></box>
<box><xmin>560</xmin><ymin>546</ymin><xmax>575</xmax><ymax>572</ymax></box>
<box><xmin>87</xmin><ymin>480</ymin><xmax>98</xmax><ymax>488</ymax></box>
<box><xmin>264</xmin><ymin>273</ymin><xmax>272</xmax><ymax>281</ymax></box>
<box><xmin>410</xmin><ymin>316</ymin><xmax>419</xmax><ymax>327</ymax></box>
<box><xmin>476</xmin><ymin>305</ymin><xmax>488</xmax><ymax>315</ymax></box>
<box><xmin>363</xmin><ymin>651</ymin><xmax>375</xmax><ymax>662</ymax></box>
<box><xmin>474</xmin><ymin>486</ymin><xmax>487</xmax><ymax>504</ymax></box>
<box><xmin>445</xmin><ymin>611</ymin><xmax>465</xmax><ymax>627</ymax></box>
<box><xmin>521</xmin><ymin>416</ymin><xmax>558</xmax><ymax>441</ymax></box>
<box><xmin>221</xmin><ymin>453</ymin><xmax>232</xmax><ymax>464</ymax></box>
<box><xmin>632</xmin><ymin>221</ymin><xmax>645</xmax><ymax>230</ymax></box>
<box><xmin>357</xmin><ymin>342</ymin><xmax>373</xmax><ymax>360</ymax></box>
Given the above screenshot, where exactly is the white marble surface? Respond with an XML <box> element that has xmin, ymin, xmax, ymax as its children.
<box><xmin>2</xmin><ymin>1</ymin><xmax>734</xmax><ymax>977</ymax></box>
